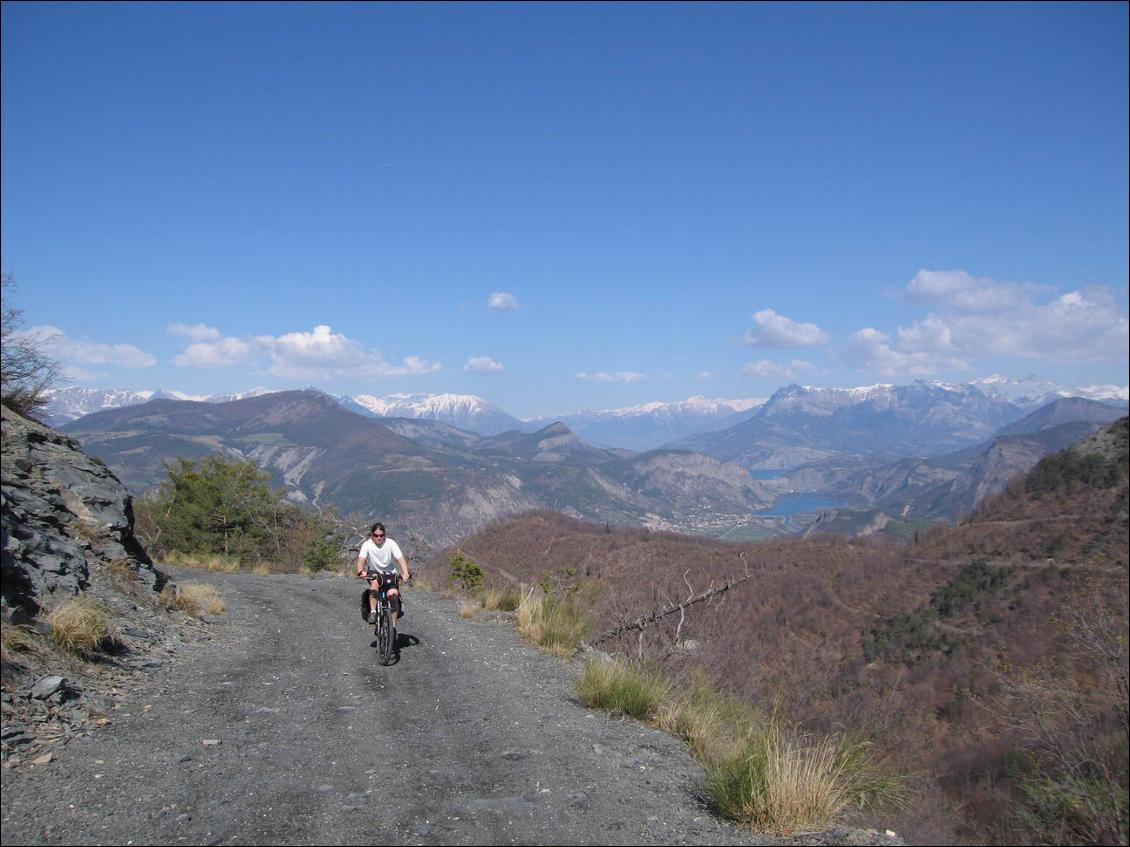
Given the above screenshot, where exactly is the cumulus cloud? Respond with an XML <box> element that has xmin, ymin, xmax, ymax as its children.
<box><xmin>741</xmin><ymin>359</ymin><xmax>813</xmax><ymax>379</ymax></box>
<box><xmin>464</xmin><ymin>355</ymin><xmax>504</xmax><ymax>375</ymax></box>
<box><xmin>576</xmin><ymin>371</ymin><xmax>646</xmax><ymax>383</ymax></box>
<box><xmin>843</xmin><ymin>269</ymin><xmax>1129</xmax><ymax>376</ymax></box>
<box><xmin>488</xmin><ymin>292</ymin><xmax>521</xmax><ymax>311</ymax></box>
<box><xmin>167</xmin><ymin>322</ymin><xmax>221</xmax><ymax>341</ymax></box>
<box><xmin>743</xmin><ymin>309</ymin><xmax>830</xmax><ymax>349</ymax></box>
<box><xmin>28</xmin><ymin>325</ymin><xmax>156</xmax><ymax>368</ymax></box>
<box><xmin>253</xmin><ymin>324</ymin><xmax>441</xmax><ymax>380</ymax></box>
<box><xmin>174</xmin><ymin>336</ymin><xmax>253</xmax><ymax>367</ymax></box>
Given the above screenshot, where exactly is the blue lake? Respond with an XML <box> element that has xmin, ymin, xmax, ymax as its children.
<box><xmin>748</xmin><ymin>469</ymin><xmax>789</xmax><ymax>479</ymax></box>
<box><xmin>759</xmin><ymin>493</ymin><xmax>844</xmax><ymax>517</ymax></box>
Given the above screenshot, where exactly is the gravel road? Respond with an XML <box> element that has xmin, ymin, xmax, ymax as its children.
<box><xmin>1</xmin><ymin>567</ymin><xmax>766</xmax><ymax>846</ymax></box>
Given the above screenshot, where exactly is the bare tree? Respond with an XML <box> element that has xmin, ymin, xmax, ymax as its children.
<box><xmin>1</xmin><ymin>272</ymin><xmax>61</xmax><ymax>421</ymax></box>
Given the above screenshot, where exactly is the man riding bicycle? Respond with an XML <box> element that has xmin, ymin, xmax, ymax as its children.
<box><xmin>356</xmin><ymin>522</ymin><xmax>411</xmax><ymax>627</ymax></box>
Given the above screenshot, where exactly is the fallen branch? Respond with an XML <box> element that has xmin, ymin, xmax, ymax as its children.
<box><xmin>591</xmin><ymin>567</ymin><xmax>753</xmax><ymax>645</ymax></box>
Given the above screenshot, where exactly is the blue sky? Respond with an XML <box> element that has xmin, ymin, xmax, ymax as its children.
<box><xmin>3</xmin><ymin>2</ymin><xmax>1127</xmax><ymax>418</ymax></box>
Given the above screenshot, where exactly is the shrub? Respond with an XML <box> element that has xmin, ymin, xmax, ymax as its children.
<box><xmin>448</xmin><ymin>550</ymin><xmax>485</xmax><ymax>594</ymax></box>
<box><xmin>47</xmin><ymin>597</ymin><xmax>118</xmax><ymax>655</ymax></box>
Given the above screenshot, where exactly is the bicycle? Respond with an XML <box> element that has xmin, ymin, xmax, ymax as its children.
<box><xmin>361</xmin><ymin>571</ymin><xmax>402</xmax><ymax>665</ymax></box>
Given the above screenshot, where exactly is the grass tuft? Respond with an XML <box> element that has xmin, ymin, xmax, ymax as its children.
<box><xmin>578</xmin><ymin>662</ymin><xmax>901</xmax><ymax>834</ymax></box>
<box><xmin>481</xmin><ymin>586</ymin><xmax>523</xmax><ymax>612</ymax></box>
<box><xmin>160</xmin><ymin>583</ymin><xmax>226</xmax><ymax>617</ymax></box>
<box><xmin>46</xmin><ymin>597</ymin><xmax>118</xmax><ymax>655</ymax></box>
<box><xmin>458</xmin><ymin>600</ymin><xmax>478</xmax><ymax>619</ymax></box>
<box><xmin>577</xmin><ymin>658</ymin><xmax>669</xmax><ymax>720</ymax></box>
<box><xmin>162</xmin><ymin>550</ymin><xmax>241</xmax><ymax>572</ymax></box>
<box><xmin>1</xmin><ymin>623</ymin><xmax>45</xmax><ymax>665</ymax></box>
<box><xmin>516</xmin><ymin>590</ymin><xmax>590</xmax><ymax>659</ymax></box>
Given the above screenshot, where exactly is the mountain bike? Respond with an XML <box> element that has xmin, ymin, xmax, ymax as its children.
<box><xmin>362</xmin><ymin>572</ymin><xmax>401</xmax><ymax>665</ymax></box>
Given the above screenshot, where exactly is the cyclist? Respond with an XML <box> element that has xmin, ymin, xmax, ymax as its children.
<box><xmin>356</xmin><ymin>523</ymin><xmax>411</xmax><ymax>627</ymax></box>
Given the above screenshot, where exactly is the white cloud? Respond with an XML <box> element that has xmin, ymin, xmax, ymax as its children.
<box><xmin>843</xmin><ymin>269</ymin><xmax>1129</xmax><ymax>376</ymax></box>
<box><xmin>174</xmin><ymin>336</ymin><xmax>253</xmax><ymax>367</ymax></box>
<box><xmin>576</xmin><ymin>370</ymin><xmax>646</xmax><ymax>383</ymax></box>
<box><xmin>464</xmin><ymin>356</ymin><xmax>504</xmax><ymax>375</ymax></box>
<box><xmin>743</xmin><ymin>309</ymin><xmax>830</xmax><ymax>348</ymax></box>
<box><xmin>488</xmin><ymin>292</ymin><xmax>521</xmax><ymax>311</ymax></box>
<box><xmin>29</xmin><ymin>325</ymin><xmax>156</xmax><ymax>368</ymax></box>
<box><xmin>167</xmin><ymin>322</ymin><xmax>221</xmax><ymax>341</ymax></box>
<box><xmin>697</xmin><ymin>371</ymin><xmax>713</xmax><ymax>381</ymax></box>
<box><xmin>741</xmin><ymin>359</ymin><xmax>813</xmax><ymax>379</ymax></box>
<box><xmin>253</xmin><ymin>324</ymin><xmax>441</xmax><ymax>380</ymax></box>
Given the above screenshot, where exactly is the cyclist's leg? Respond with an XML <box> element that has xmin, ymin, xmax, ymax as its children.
<box><xmin>387</xmin><ymin>587</ymin><xmax>401</xmax><ymax>624</ymax></box>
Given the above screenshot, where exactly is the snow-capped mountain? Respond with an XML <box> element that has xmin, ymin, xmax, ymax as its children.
<box><xmin>972</xmin><ymin>375</ymin><xmax>1129</xmax><ymax>409</ymax></box>
<box><xmin>42</xmin><ymin>386</ymin><xmax>279</xmax><ymax>426</ymax></box>
<box><xmin>523</xmin><ymin>396</ymin><xmax>766</xmax><ymax>452</ymax></box>
<box><xmin>41</xmin><ymin>387</ymin><xmax>156</xmax><ymax>425</ymax></box>
<box><xmin>343</xmin><ymin>392</ymin><xmax>525</xmax><ymax>436</ymax></box>
<box><xmin>672</xmin><ymin>380</ymin><xmax>1033</xmax><ymax>466</ymax></box>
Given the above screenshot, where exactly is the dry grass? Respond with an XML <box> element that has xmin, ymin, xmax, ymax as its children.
<box><xmin>457</xmin><ymin>600</ymin><xmax>478</xmax><ymax>619</ymax></box>
<box><xmin>46</xmin><ymin>597</ymin><xmax>119</xmax><ymax>655</ymax></box>
<box><xmin>577</xmin><ymin>658</ymin><xmax>669</xmax><ymax>720</ymax></box>
<box><xmin>160</xmin><ymin>583</ymin><xmax>226</xmax><ymax>617</ymax></box>
<box><xmin>577</xmin><ymin>658</ymin><xmax>900</xmax><ymax>834</ymax></box>
<box><xmin>162</xmin><ymin>550</ymin><xmax>241</xmax><ymax>572</ymax></box>
<box><xmin>481</xmin><ymin>586</ymin><xmax>523</xmax><ymax>612</ymax></box>
<box><xmin>705</xmin><ymin>720</ymin><xmax>899</xmax><ymax>834</ymax></box>
<box><xmin>1</xmin><ymin>623</ymin><xmax>45</xmax><ymax>665</ymax></box>
<box><xmin>515</xmin><ymin>590</ymin><xmax>591</xmax><ymax>659</ymax></box>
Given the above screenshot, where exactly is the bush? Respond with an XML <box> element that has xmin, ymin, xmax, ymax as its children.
<box><xmin>448</xmin><ymin>550</ymin><xmax>485</xmax><ymax>594</ymax></box>
<box><xmin>0</xmin><ymin>272</ymin><xmax>61</xmax><ymax>421</ymax></box>
<box><xmin>135</xmin><ymin>456</ymin><xmax>350</xmax><ymax>572</ymax></box>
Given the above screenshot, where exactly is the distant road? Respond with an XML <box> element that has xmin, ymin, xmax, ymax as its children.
<box><xmin>0</xmin><ymin>567</ymin><xmax>760</xmax><ymax>846</ymax></box>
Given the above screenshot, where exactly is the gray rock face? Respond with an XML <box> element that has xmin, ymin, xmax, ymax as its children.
<box><xmin>1</xmin><ymin>405</ymin><xmax>161</xmax><ymax>616</ymax></box>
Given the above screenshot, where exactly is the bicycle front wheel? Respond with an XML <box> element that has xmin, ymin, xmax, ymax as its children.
<box><xmin>376</xmin><ymin>607</ymin><xmax>393</xmax><ymax>665</ymax></box>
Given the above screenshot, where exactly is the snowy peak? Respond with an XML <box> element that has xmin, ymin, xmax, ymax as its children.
<box><xmin>344</xmin><ymin>392</ymin><xmax>524</xmax><ymax>436</ymax></box>
<box><xmin>972</xmin><ymin>374</ymin><xmax>1129</xmax><ymax>408</ymax></box>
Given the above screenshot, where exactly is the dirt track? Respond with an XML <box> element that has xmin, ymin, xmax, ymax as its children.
<box><xmin>1</xmin><ymin>566</ymin><xmax>764</xmax><ymax>846</ymax></box>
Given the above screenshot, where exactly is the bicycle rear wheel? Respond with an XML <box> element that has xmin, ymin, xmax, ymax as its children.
<box><xmin>376</xmin><ymin>605</ymin><xmax>393</xmax><ymax>665</ymax></box>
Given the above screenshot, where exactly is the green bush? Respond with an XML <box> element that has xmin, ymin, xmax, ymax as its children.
<box><xmin>448</xmin><ymin>550</ymin><xmax>485</xmax><ymax>594</ymax></box>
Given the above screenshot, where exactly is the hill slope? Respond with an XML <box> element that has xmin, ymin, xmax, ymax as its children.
<box><xmin>447</xmin><ymin>418</ymin><xmax>1129</xmax><ymax>843</ymax></box>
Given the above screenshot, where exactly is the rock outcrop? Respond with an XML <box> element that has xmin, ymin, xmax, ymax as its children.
<box><xmin>1</xmin><ymin>405</ymin><xmax>162</xmax><ymax>618</ymax></box>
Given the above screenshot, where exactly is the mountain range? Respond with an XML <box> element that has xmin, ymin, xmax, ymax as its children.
<box><xmin>61</xmin><ymin>391</ymin><xmax>770</xmax><ymax>547</ymax></box>
<box><xmin>50</xmin><ymin>379</ymin><xmax>1128</xmax><ymax>543</ymax></box>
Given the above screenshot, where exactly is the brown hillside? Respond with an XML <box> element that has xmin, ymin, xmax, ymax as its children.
<box><xmin>441</xmin><ymin>418</ymin><xmax>1129</xmax><ymax>844</ymax></box>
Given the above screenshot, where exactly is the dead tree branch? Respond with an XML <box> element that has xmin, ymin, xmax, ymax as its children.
<box><xmin>591</xmin><ymin>567</ymin><xmax>753</xmax><ymax>646</ymax></box>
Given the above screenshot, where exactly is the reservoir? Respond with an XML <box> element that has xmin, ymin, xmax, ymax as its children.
<box><xmin>748</xmin><ymin>469</ymin><xmax>789</xmax><ymax>479</ymax></box>
<box><xmin>759</xmin><ymin>493</ymin><xmax>844</xmax><ymax>517</ymax></box>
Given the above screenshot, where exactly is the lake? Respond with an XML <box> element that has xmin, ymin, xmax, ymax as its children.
<box><xmin>759</xmin><ymin>493</ymin><xmax>844</xmax><ymax>517</ymax></box>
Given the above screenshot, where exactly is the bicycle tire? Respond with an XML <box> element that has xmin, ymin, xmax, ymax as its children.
<box><xmin>376</xmin><ymin>605</ymin><xmax>393</xmax><ymax>665</ymax></box>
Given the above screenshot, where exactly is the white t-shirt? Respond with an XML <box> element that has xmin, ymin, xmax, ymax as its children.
<box><xmin>358</xmin><ymin>537</ymin><xmax>404</xmax><ymax>575</ymax></box>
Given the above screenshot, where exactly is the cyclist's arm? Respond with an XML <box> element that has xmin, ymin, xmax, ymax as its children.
<box><xmin>356</xmin><ymin>552</ymin><xmax>367</xmax><ymax>578</ymax></box>
<box><xmin>397</xmin><ymin>554</ymin><xmax>411</xmax><ymax>581</ymax></box>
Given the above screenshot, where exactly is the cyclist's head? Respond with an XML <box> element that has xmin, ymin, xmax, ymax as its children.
<box><xmin>370</xmin><ymin>522</ymin><xmax>386</xmax><ymax>541</ymax></box>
